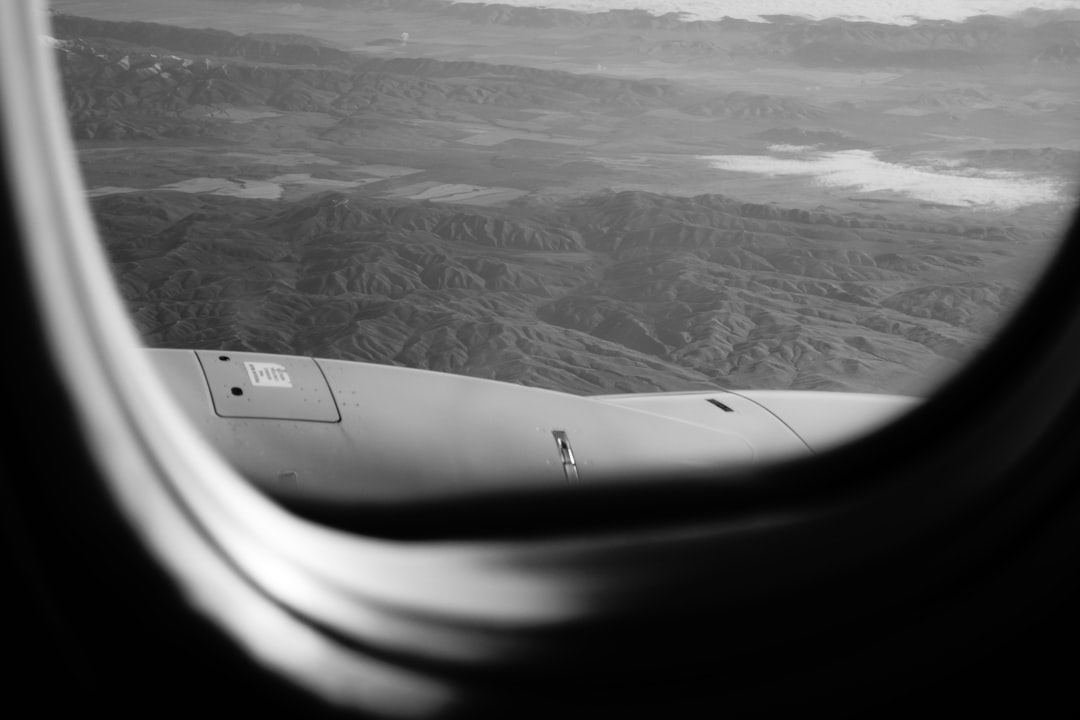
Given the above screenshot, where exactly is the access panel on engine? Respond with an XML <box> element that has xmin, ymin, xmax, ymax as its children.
<box><xmin>195</xmin><ymin>350</ymin><xmax>340</xmax><ymax>422</ymax></box>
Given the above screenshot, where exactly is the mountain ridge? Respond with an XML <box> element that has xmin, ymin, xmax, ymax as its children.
<box><xmin>93</xmin><ymin>188</ymin><xmax>1043</xmax><ymax>395</ymax></box>
<box><xmin>55</xmin><ymin>7</ymin><xmax>1070</xmax><ymax>397</ymax></box>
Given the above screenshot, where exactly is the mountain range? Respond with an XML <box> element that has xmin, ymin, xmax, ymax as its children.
<box><xmin>52</xmin><ymin>8</ymin><xmax>1071</xmax><ymax>396</ymax></box>
<box><xmin>91</xmin><ymin>186</ymin><xmax>1043</xmax><ymax>395</ymax></box>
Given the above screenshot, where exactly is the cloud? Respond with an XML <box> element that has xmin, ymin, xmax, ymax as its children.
<box><xmin>700</xmin><ymin>149</ymin><xmax>1065</xmax><ymax>209</ymax></box>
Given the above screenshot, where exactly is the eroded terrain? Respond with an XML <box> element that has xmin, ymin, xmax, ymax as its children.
<box><xmin>49</xmin><ymin>0</ymin><xmax>1080</xmax><ymax>394</ymax></box>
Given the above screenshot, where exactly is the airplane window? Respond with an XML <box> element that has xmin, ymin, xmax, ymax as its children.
<box><xmin>41</xmin><ymin>0</ymin><xmax>1080</xmax><ymax>493</ymax></box>
<box><xmin>10</xmin><ymin>5</ymin><xmax>1080</xmax><ymax>716</ymax></box>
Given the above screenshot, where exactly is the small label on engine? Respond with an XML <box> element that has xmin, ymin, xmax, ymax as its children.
<box><xmin>244</xmin><ymin>361</ymin><xmax>292</xmax><ymax>388</ymax></box>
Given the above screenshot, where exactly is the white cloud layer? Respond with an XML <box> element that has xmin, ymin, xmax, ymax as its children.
<box><xmin>700</xmin><ymin>149</ymin><xmax>1066</xmax><ymax>209</ymax></box>
<box><xmin>454</xmin><ymin>0</ymin><xmax>1080</xmax><ymax>24</ymax></box>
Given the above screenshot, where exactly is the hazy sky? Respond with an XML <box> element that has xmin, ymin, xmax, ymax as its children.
<box><xmin>454</xmin><ymin>0</ymin><xmax>1080</xmax><ymax>24</ymax></box>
